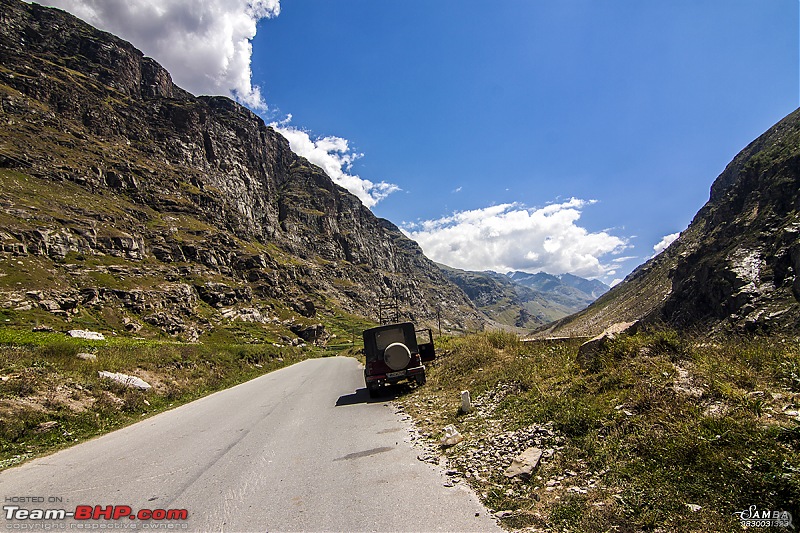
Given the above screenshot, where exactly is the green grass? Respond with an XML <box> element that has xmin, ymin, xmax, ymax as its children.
<box><xmin>0</xmin><ymin>327</ymin><xmax>318</xmax><ymax>470</ymax></box>
<box><xmin>396</xmin><ymin>328</ymin><xmax>800</xmax><ymax>532</ymax></box>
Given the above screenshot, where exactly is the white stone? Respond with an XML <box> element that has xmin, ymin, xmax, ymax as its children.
<box><xmin>98</xmin><ymin>371</ymin><xmax>151</xmax><ymax>390</ymax></box>
<box><xmin>68</xmin><ymin>329</ymin><xmax>105</xmax><ymax>340</ymax></box>
<box><xmin>440</xmin><ymin>425</ymin><xmax>463</xmax><ymax>446</ymax></box>
<box><xmin>504</xmin><ymin>447</ymin><xmax>544</xmax><ymax>479</ymax></box>
<box><xmin>460</xmin><ymin>390</ymin><xmax>472</xmax><ymax>414</ymax></box>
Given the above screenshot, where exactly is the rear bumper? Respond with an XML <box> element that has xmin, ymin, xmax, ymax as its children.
<box><xmin>365</xmin><ymin>365</ymin><xmax>425</xmax><ymax>385</ymax></box>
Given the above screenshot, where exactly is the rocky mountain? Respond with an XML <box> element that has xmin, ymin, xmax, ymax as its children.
<box><xmin>507</xmin><ymin>271</ymin><xmax>609</xmax><ymax>307</ymax></box>
<box><xmin>438</xmin><ymin>265</ymin><xmax>608</xmax><ymax>329</ymax></box>
<box><xmin>535</xmin><ymin>108</ymin><xmax>800</xmax><ymax>338</ymax></box>
<box><xmin>0</xmin><ymin>0</ymin><xmax>484</xmax><ymax>342</ymax></box>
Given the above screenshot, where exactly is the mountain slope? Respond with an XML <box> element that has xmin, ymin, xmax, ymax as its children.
<box><xmin>507</xmin><ymin>271</ymin><xmax>609</xmax><ymax>310</ymax></box>
<box><xmin>0</xmin><ymin>0</ymin><xmax>483</xmax><ymax>340</ymax></box>
<box><xmin>535</xmin><ymin>108</ymin><xmax>800</xmax><ymax>337</ymax></box>
<box><xmin>438</xmin><ymin>265</ymin><xmax>608</xmax><ymax>328</ymax></box>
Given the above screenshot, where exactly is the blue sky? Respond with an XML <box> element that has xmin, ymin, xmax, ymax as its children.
<box><xmin>41</xmin><ymin>0</ymin><xmax>800</xmax><ymax>284</ymax></box>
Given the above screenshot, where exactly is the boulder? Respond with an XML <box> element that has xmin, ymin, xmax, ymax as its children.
<box><xmin>39</xmin><ymin>299</ymin><xmax>62</xmax><ymax>312</ymax></box>
<box><xmin>67</xmin><ymin>329</ymin><xmax>105</xmax><ymax>340</ymax></box>
<box><xmin>196</xmin><ymin>282</ymin><xmax>238</xmax><ymax>307</ymax></box>
<box><xmin>291</xmin><ymin>299</ymin><xmax>317</xmax><ymax>318</ymax></box>
<box><xmin>504</xmin><ymin>447</ymin><xmax>544</xmax><ymax>479</ymax></box>
<box><xmin>577</xmin><ymin>321</ymin><xmax>638</xmax><ymax>367</ymax></box>
<box><xmin>122</xmin><ymin>317</ymin><xmax>143</xmax><ymax>332</ymax></box>
<box><xmin>440</xmin><ymin>425</ymin><xmax>464</xmax><ymax>447</ymax></box>
<box><xmin>34</xmin><ymin>421</ymin><xmax>59</xmax><ymax>433</ymax></box>
<box><xmin>290</xmin><ymin>323</ymin><xmax>326</xmax><ymax>343</ymax></box>
<box><xmin>98</xmin><ymin>371</ymin><xmax>151</xmax><ymax>390</ymax></box>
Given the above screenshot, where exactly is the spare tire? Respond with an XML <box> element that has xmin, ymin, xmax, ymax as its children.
<box><xmin>384</xmin><ymin>342</ymin><xmax>411</xmax><ymax>371</ymax></box>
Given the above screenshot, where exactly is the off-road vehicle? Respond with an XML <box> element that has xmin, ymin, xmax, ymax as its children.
<box><xmin>362</xmin><ymin>322</ymin><xmax>435</xmax><ymax>398</ymax></box>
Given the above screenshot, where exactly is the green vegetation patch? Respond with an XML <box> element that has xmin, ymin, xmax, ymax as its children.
<box><xmin>397</xmin><ymin>328</ymin><xmax>800</xmax><ymax>532</ymax></box>
<box><xmin>0</xmin><ymin>327</ymin><xmax>317</xmax><ymax>470</ymax></box>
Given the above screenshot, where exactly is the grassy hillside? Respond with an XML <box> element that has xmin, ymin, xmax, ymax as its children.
<box><xmin>397</xmin><ymin>329</ymin><xmax>800</xmax><ymax>531</ymax></box>
<box><xmin>0</xmin><ymin>311</ymin><xmax>371</xmax><ymax>470</ymax></box>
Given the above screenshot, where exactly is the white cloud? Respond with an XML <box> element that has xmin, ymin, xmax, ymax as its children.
<box><xmin>38</xmin><ymin>0</ymin><xmax>278</xmax><ymax>110</ymax></box>
<box><xmin>38</xmin><ymin>1</ymin><xmax>398</xmax><ymax>208</ymax></box>
<box><xmin>272</xmin><ymin>123</ymin><xmax>400</xmax><ymax>207</ymax></box>
<box><xmin>653</xmin><ymin>232</ymin><xmax>680</xmax><ymax>256</ymax></box>
<box><xmin>404</xmin><ymin>199</ymin><xmax>628</xmax><ymax>278</ymax></box>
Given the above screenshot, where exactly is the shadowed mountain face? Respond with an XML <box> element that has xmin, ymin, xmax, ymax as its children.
<box><xmin>0</xmin><ymin>0</ymin><xmax>484</xmax><ymax>339</ymax></box>
<box><xmin>535</xmin><ymin>108</ymin><xmax>800</xmax><ymax>338</ymax></box>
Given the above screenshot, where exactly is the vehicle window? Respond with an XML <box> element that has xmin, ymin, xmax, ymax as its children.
<box><xmin>416</xmin><ymin>329</ymin><xmax>432</xmax><ymax>345</ymax></box>
<box><xmin>375</xmin><ymin>327</ymin><xmax>406</xmax><ymax>351</ymax></box>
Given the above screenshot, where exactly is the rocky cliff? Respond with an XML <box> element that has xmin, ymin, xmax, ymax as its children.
<box><xmin>535</xmin><ymin>108</ymin><xmax>800</xmax><ymax>338</ymax></box>
<box><xmin>0</xmin><ymin>0</ymin><xmax>483</xmax><ymax>341</ymax></box>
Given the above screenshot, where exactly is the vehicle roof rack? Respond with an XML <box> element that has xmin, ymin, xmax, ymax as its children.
<box><xmin>378</xmin><ymin>293</ymin><xmax>400</xmax><ymax>325</ymax></box>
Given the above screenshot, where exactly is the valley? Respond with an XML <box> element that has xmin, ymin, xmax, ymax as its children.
<box><xmin>0</xmin><ymin>1</ymin><xmax>798</xmax><ymax>531</ymax></box>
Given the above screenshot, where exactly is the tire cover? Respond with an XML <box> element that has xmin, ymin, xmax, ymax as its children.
<box><xmin>384</xmin><ymin>342</ymin><xmax>411</xmax><ymax>371</ymax></box>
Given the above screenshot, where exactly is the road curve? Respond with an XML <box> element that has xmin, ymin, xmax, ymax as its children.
<box><xmin>0</xmin><ymin>356</ymin><xmax>501</xmax><ymax>532</ymax></box>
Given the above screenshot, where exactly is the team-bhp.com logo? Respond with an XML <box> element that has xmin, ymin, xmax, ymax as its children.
<box><xmin>734</xmin><ymin>505</ymin><xmax>794</xmax><ymax>529</ymax></box>
<box><xmin>4</xmin><ymin>504</ymin><xmax>188</xmax><ymax>529</ymax></box>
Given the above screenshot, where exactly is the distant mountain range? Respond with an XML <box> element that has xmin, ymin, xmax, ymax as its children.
<box><xmin>507</xmin><ymin>271</ymin><xmax>610</xmax><ymax>301</ymax></box>
<box><xmin>437</xmin><ymin>266</ymin><xmax>610</xmax><ymax>329</ymax></box>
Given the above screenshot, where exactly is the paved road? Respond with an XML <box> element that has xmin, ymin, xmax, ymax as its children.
<box><xmin>0</xmin><ymin>357</ymin><xmax>501</xmax><ymax>532</ymax></box>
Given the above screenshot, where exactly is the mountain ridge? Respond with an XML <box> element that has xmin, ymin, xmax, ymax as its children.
<box><xmin>0</xmin><ymin>0</ymin><xmax>484</xmax><ymax>341</ymax></box>
<box><xmin>534</xmin><ymin>107</ymin><xmax>800</xmax><ymax>338</ymax></box>
<box><xmin>507</xmin><ymin>270</ymin><xmax>609</xmax><ymax>305</ymax></box>
<box><xmin>438</xmin><ymin>265</ymin><xmax>608</xmax><ymax>329</ymax></box>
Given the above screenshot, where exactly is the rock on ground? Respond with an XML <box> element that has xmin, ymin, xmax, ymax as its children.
<box><xmin>577</xmin><ymin>321</ymin><xmax>638</xmax><ymax>367</ymax></box>
<box><xmin>67</xmin><ymin>329</ymin><xmax>105</xmax><ymax>340</ymax></box>
<box><xmin>504</xmin><ymin>447</ymin><xmax>544</xmax><ymax>479</ymax></box>
<box><xmin>98</xmin><ymin>371</ymin><xmax>151</xmax><ymax>390</ymax></box>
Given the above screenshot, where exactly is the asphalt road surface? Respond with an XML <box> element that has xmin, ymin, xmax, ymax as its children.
<box><xmin>0</xmin><ymin>357</ymin><xmax>502</xmax><ymax>532</ymax></box>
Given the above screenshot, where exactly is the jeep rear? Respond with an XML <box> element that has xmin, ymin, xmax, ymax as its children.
<box><xmin>362</xmin><ymin>322</ymin><xmax>435</xmax><ymax>398</ymax></box>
